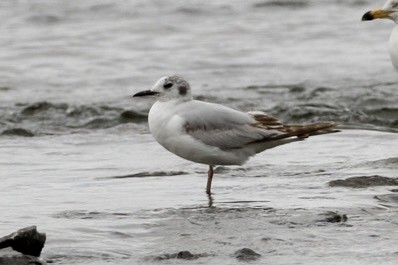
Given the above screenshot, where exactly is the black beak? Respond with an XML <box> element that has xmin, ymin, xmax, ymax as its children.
<box><xmin>362</xmin><ymin>11</ymin><xmax>374</xmax><ymax>21</ymax></box>
<box><xmin>133</xmin><ymin>90</ymin><xmax>159</xmax><ymax>97</ymax></box>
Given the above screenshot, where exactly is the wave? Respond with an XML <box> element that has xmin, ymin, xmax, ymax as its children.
<box><xmin>253</xmin><ymin>0</ymin><xmax>309</xmax><ymax>9</ymax></box>
<box><xmin>1</xmin><ymin>128</ymin><xmax>34</xmax><ymax>137</ymax></box>
<box><xmin>2</xmin><ymin>81</ymin><xmax>398</xmax><ymax>137</ymax></box>
<box><xmin>0</xmin><ymin>101</ymin><xmax>147</xmax><ymax>136</ymax></box>
<box><xmin>245</xmin><ymin>83</ymin><xmax>398</xmax><ymax>132</ymax></box>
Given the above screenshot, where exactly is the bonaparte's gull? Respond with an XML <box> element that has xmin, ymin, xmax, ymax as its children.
<box><xmin>133</xmin><ymin>76</ymin><xmax>338</xmax><ymax>194</ymax></box>
<box><xmin>362</xmin><ymin>0</ymin><xmax>398</xmax><ymax>71</ymax></box>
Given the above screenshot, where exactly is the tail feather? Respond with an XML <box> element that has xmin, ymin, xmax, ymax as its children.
<box><xmin>245</xmin><ymin>111</ymin><xmax>339</xmax><ymax>154</ymax></box>
<box><xmin>248</xmin><ymin>111</ymin><xmax>339</xmax><ymax>141</ymax></box>
<box><xmin>284</xmin><ymin>122</ymin><xmax>339</xmax><ymax>139</ymax></box>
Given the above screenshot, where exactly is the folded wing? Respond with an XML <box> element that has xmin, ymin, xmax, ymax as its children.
<box><xmin>177</xmin><ymin>101</ymin><xmax>337</xmax><ymax>150</ymax></box>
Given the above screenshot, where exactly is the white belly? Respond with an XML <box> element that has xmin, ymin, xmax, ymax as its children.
<box><xmin>389</xmin><ymin>25</ymin><xmax>398</xmax><ymax>72</ymax></box>
<box><xmin>148</xmin><ymin>101</ymin><xmax>249</xmax><ymax>166</ymax></box>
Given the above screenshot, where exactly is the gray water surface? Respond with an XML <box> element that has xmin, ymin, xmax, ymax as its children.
<box><xmin>1</xmin><ymin>0</ymin><xmax>398</xmax><ymax>264</ymax></box>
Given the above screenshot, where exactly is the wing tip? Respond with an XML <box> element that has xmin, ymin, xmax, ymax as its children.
<box><xmin>289</xmin><ymin>122</ymin><xmax>340</xmax><ymax>138</ymax></box>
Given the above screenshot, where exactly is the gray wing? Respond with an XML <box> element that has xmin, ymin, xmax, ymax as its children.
<box><xmin>175</xmin><ymin>100</ymin><xmax>284</xmax><ymax>150</ymax></box>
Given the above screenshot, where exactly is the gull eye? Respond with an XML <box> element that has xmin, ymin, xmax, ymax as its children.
<box><xmin>163</xmin><ymin>82</ymin><xmax>173</xmax><ymax>89</ymax></box>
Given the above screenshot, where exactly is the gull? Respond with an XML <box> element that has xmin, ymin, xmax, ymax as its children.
<box><xmin>362</xmin><ymin>0</ymin><xmax>398</xmax><ymax>71</ymax></box>
<box><xmin>133</xmin><ymin>76</ymin><xmax>337</xmax><ymax>195</ymax></box>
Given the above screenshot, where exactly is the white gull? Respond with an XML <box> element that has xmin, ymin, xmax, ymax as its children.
<box><xmin>133</xmin><ymin>75</ymin><xmax>338</xmax><ymax>194</ymax></box>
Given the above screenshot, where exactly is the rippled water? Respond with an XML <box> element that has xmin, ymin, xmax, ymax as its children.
<box><xmin>1</xmin><ymin>0</ymin><xmax>398</xmax><ymax>264</ymax></box>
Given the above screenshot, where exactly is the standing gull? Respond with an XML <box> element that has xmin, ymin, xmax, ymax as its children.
<box><xmin>133</xmin><ymin>76</ymin><xmax>337</xmax><ymax>195</ymax></box>
<box><xmin>362</xmin><ymin>0</ymin><xmax>398</xmax><ymax>71</ymax></box>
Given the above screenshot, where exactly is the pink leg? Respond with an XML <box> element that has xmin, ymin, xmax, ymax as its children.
<box><xmin>206</xmin><ymin>165</ymin><xmax>214</xmax><ymax>195</ymax></box>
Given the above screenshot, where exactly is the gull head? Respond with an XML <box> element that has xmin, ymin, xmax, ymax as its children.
<box><xmin>362</xmin><ymin>0</ymin><xmax>398</xmax><ymax>23</ymax></box>
<box><xmin>133</xmin><ymin>75</ymin><xmax>192</xmax><ymax>102</ymax></box>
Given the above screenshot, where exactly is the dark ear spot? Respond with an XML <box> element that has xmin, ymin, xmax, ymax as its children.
<box><xmin>178</xmin><ymin>86</ymin><xmax>187</xmax><ymax>96</ymax></box>
<box><xmin>163</xmin><ymin>82</ymin><xmax>173</xmax><ymax>89</ymax></box>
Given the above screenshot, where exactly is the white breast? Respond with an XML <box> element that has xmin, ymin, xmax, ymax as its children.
<box><xmin>148</xmin><ymin>100</ymin><xmax>249</xmax><ymax>166</ymax></box>
<box><xmin>389</xmin><ymin>25</ymin><xmax>398</xmax><ymax>72</ymax></box>
<box><xmin>148</xmin><ymin>100</ymin><xmax>181</xmax><ymax>144</ymax></box>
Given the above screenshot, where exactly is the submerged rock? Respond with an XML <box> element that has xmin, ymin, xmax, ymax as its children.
<box><xmin>153</xmin><ymin>251</ymin><xmax>206</xmax><ymax>261</ymax></box>
<box><xmin>234</xmin><ymin>248</ymin><xmax>261</xmax><ymax>261</ymax></box>
<box><xmin>329</xmin><ymin>175</ymin><xmax>398</xmax><ymax>188</ymax></box>
<box><xmin>176</xmin><ymin>251</ymin><xmax>195</xmax><ymax>260</ymax></box>
<box><xmin>0</xmin><ymin>255</ymin><xmax>46</xmax><ymax>265</ymax></box>
<box><xmin>1</xmin><ymin>128</ymin><xmax>34</xmax><ymax>137</ymax></box>
<box><xmin>0</xmin><ymin>226</ymin><xmax>46</xmax><ymax>257</ymax></box>
<box><xmin>319</xmin><ymin>211</ymin><xmax>348</xmax><ymax>223</ymax></box>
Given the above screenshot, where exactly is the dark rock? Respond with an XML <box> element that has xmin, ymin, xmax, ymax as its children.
<box><xmin>329</xmin><ymin>175</ymin><xmax>398</xmax><ymax>188</ymax></box>
<box><xmin>2</xmin><ymin>128</ymin><xmax>34</xmax><ymax>137</ymax></box>
<box><xmin>0</xmin><ymin>226</ymin><xmax>46</xmax><ymax>257</ymax></box>
<box><xmin>176</xmin><ymin>251</ymin><xmax>195</xmax><ymax>260</ymax></box>
<box><xmin>319</xmin><ymin>211</ymin><xmax>348</xmax><ymax>223</ymax></box>
<box><xmin>234</xmin><ymin>248</ymin><xmax>261</xmax><ymax>261</ymax></box>
<box><xmin>153</xmin><ymin>251</ymin><xmax>205</xmax><ymax>261</ymax></box>
<box><xmin>0</xmin><ymin>255</ymin><xmax>46</xmax><ymax>265</ymax></box>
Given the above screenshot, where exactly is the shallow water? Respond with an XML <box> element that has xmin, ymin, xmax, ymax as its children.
<box><xmin>1</xmin><ymin>130</ymin><xmax>398</xmax><ymax>264</ymax></box>
<box><xmin>1</xmin><ymin>0</ymin><xmax>398</xmax><ymax>264</ymax></box>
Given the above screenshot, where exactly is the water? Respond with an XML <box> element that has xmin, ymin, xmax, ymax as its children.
<box><xmin>1</xmin><ymin>0</ymin><xmax>398</xmax><ymax>264</ymax></box>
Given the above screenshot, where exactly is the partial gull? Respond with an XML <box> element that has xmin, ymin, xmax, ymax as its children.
<box><xmin>362</xmin><ymin>0</ymin><xmax>398</xmax><ymax>71</ymax></box>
